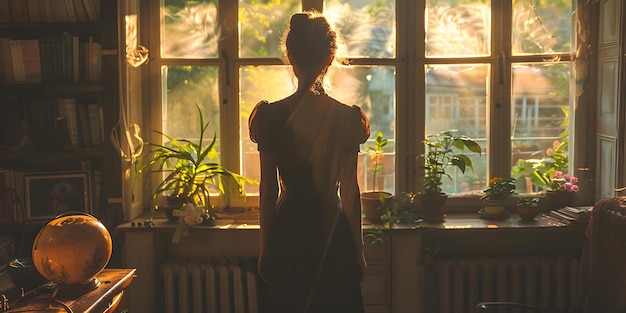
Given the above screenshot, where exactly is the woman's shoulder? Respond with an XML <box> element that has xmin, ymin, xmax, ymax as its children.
<box><xmin>329</xmin><ymin>99</ymin><xmax>370</xmax><ymax>143</ymax></box>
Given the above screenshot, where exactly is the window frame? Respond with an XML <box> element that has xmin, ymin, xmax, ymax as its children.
<box><xmin>137</xmin><ymin>0</ymin><xmax>591</xmax><ymax>213</ymax></box>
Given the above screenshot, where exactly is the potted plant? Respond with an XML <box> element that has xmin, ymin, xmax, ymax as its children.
<box><xmin>361</xmin><ymin>131</ymin><xmax>393</xmax><ymax>223</ymax></box>
<box><xmin>515</xmin><ymin>196</ymin><xmax>540</xmax><ymax>221</ymax></box>
<box><xmin>138</xmin><ymin>104</ymin><xmax>257</xmax><ymax>225</ymax></box>
<box><xmin>419</xmin><ymin>129</ymin><xmax>482</xmax><ymax>222</ymax></box>
<box><xmin>511</xmin><ymin>139</ymin><xmax>570</xmax><ymax>192</ymax></box>
<box><xmin>481</xmin><ymin>177</ymin><xmax>516</xmax><ymax>214</ymax></box>
<box><xmin>539</xmin><ymin>171</ymin><xmax>579</xmax><ymax>210</ymax></box>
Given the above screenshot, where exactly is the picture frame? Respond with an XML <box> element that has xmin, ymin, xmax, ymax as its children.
<box><xmin>20</xmin><ymin>171</ymin><xmax>91</xmax><ymax>222</ymax></box>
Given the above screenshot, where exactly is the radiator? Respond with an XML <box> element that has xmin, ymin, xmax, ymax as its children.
<box><xmin>436</xmin><ymin>256</ymin><xmax>580</xmax><ymax>313</ymax></box>
<box><xmin>161</xmin><ymin>258</ymin><xmax>260</xmax><ymax>313</ymax></box>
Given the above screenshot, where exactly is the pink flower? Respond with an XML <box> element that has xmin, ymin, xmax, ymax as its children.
<box><xmin>552</xmin><ymin>171</ymin><xmax>564</xmax><ymax>179</ymax></box>
<box><xmin>553</xmin><ymin>140</ymin><xmax>560</xmax><ymax>148</ymax></box>
<box><xmin>570</xmin><ymin>185</ymin><xmax>579</xmax><ymax>192</ymax></box>
<box><xmin>564</xmin><ymin>182</ymin><xmax>573</xmax><ymax>190</ymax></box>
<box><xmin>569</xmin><ymin>176</ymin><xmax>578</xmax><ymax>184</ymax></box>
<box><xmin>546</xmin><ymin>148</ymin><xmax>553</xmax><ymax>156</ymax></box>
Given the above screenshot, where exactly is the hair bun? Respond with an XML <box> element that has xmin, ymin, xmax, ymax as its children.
<box><xmin>290</xmin><ymin>13</ymin><xmax>310</xmax><ymax>30</ymax></box>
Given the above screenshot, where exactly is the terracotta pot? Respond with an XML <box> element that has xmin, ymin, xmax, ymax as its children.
<box><xmin>361</xmin><ymin>191</ymin><xmax>393</xmax><ymax>224</ymax></box>
<box><xmin>516</xmin><ymin>205</ymin><xmax>539</xmax><ymax>221</ymax></box>
<box><xmin>421</xmin><ymin>193</ymin><xmax>448</xmax><ymax>222</ymax></box>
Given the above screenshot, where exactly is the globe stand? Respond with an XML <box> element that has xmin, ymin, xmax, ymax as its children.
<box><xmin>55</xmin><ymin>276</ymin><xmax>101</xmax><ymax>297</ymax></box>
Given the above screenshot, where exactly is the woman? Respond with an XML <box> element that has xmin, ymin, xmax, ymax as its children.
<box><xmin>248</xmin><ymin>10</ymin><xmax>370</xmax><ymax>313</ymax></box>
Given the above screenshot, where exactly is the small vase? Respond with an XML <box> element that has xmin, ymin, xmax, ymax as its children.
<box><xmin>516</xmin><ymin>205</ymin><xmax>539</xmax><ymax>221</ymax></box>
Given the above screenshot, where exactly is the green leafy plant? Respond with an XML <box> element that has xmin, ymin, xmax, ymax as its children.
<box><xmin>420</xmin><ymin>129</ymin><xmax>482</xmax><ymax>194</ymax></box>
<box><xmin>380</xmin><ymin>192</ymin><xmax>420</xmax><ymax>229</ymax></box>
<box><xmin>138</xmin><ymin>104</ymin><xmax>257</xmax><ymax>218</ymax></box>
<box><xmin>364</xmin><ymin>192</ymin><xmax>420</xmax><ymax>245</ymax></box>
<box><xmin>516</xmin><ymin>196</ymin><xmax>540</xmax><ymax>206</ymax></box>
<box><xmin>481</xmin><ymin>177</ymin><xmax>516</xmax><ymax>201</ymax></box>
<box><xmin>365</xmin><ymin>131</ymin><xmax>388</xmax><ymax>191</ymax></box>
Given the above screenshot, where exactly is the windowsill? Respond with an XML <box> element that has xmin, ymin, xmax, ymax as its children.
<box><xmin>116</xmin><ymin>210</ymin><xmax>586</xmax><ymax>234</ymax></box>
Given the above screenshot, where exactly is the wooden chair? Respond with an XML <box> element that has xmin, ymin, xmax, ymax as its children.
<box><xmin>477</xmin><ymin>196</ymin><xmax>626</xmax><ymax>313</ymax></box>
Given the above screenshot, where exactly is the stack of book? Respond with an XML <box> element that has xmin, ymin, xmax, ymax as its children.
<box><xmin>549</xmin><ymin>206</ymin><xmax>593</xmax><ymax>225</ymax></box>
<box><xmin>26</xmin><ymin>97</ymin><xmax>104</xmax><ymax>151</ymax></box>
<box><xmin>0</xmin><ymin>0</ymin><xmax>101</xmax><ymax>24</ymax></box>
<box><xmin>0</xmin><ymin>34</ymin><xmax>101</xmax><ymax>84</ymax></box>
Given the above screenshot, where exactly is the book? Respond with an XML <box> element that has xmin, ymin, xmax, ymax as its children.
<box><xmin>9</xmin><ymin>0</ymin><xmax>30</xmax><ymax>23</ymax></box>
<box><xmin>9</xmin><ymin>40</ymin><xmax>26</xmax><ymax>83</ymax></box>
<box><xmin>64</xmin><ymin>0</ymin><xmax>77</xmax><ymax>21</ymax></box>
<box><xmin>83</xmin><ymin>36</ymin><xmax>93</xmax><ymax>80</ymax></box>
<box><xmin>0</xmin><ymin>0</ymin><xmax>11</xmax><ymax>23</ymax></box>
<box><xmin>52</xmin><ymin>0</ymin><xmax>70</xmax><ymax>22</ymax></box>
<box><xmin>44</xmin><ymin>98</ymin><xmax>59</xmax><ymax>145</ymax></box>
<box><xmin>0</xmin><ymin>37</ymin><xmax>13</xmax><ymax>84</ymax></box>
<box><xmin>71</xmin><ymin>0</ymin><xmax>88</xmax><ymax>21</ymax></box>
<box><xmin>56</xmin><ymin>98</ymin><xmax>79</xmax><ymax>147</ymax></box>
<box><xmin>82</xmin><ymin>0</ymin><xmax>97</xmax><ymax>21</ymax></box>
<box><xmin>76</xmin><ymin>102</ymin><xmax>92</xmax><ymax>147</ymax></box>
<box><xmin>87</xmin><ymin>101</ymin><xmax>102</xmax><ymax>146</ymax></box>
<box><xmin>72</xmin><ymin>35</ymin><xmax>79</xmax><ymax>82</ymax></box>
<box><xmin>27</xmin><ymin>0</ymin><xmax>41</xmax><ymax>22</ymax></box>
<box><xmin>21</xmin><ymin>39</ymin><xmax>42</xmax><ymax>83</ymax></box>
<box><xmin>62</xmin><ymin>32</ymin><xmax>73</xmax><ymax>81</ymax></box>
<box><xmin>40</xmin><ymin>0</ymin><xmax>53</xmax><ymax>22</ymax></box>
<box><xmin>38</xmin><ymin>35</ymin><xmax>52</xmax><ymax>81</ymax></box>
<box><xmin>82</xmin><ymin>37</ymin><xmax>101</xmax><ymax>81</ymax></box>
<box><xmin>54</xmin><ymin>115</ymin><xmax>72</xmax><ymax>150</ymax></box>
<box><xmin>89</xmin><ymin>41</ymin><xmax>101</xmax><ymax>81</ymax></box>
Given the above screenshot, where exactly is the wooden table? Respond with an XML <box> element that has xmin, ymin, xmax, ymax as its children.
<box><xmin>1</xmin><ymin>269</ymin><xmax>136</xmax><ymax>313</ymax></box>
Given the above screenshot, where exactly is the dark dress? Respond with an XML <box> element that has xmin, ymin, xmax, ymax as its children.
<box><xmin>249</xmin><ymin>96</ymin><xmax>369</xmax><ymax>313</ymax></box>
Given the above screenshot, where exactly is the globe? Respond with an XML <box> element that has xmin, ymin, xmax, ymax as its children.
<box><xmin>31</xmin><ymin>213</ymin><xmax>113</xmax><ymax>296</ymax></box>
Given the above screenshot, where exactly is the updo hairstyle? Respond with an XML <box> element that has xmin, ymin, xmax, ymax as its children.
<box><xmin>282</xmin><ymin>11</ymin><xmax>341</xmax><ymax>92</ymax></box>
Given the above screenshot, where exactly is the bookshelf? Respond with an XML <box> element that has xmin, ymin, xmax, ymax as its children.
<box><xmin>0</xmin><ymin>0</ymin><xmax>120</xmax><ymax>232</ymax></box>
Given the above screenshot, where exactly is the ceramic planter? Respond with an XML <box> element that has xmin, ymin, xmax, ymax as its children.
<box><xmin>483</xmin><ymin>199</ymin><xmax>506</xmax><ymax>214</ymax></box>
<box><xmin>542</xmin><ymin>190</ymin><xmax>575</xmax><ymax>210</ymax></box>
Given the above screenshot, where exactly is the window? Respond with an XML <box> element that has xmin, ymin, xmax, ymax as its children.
<box><xmin>143</xmin><ymin>0</ymin><xmax>581</xmax><ymax>209</ymax></box>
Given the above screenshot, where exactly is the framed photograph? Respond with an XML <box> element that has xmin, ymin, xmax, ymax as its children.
<box><xmin>21</xmin><ymin>171</ymin><xmax>91</xmax><ymax>222</ymax></box>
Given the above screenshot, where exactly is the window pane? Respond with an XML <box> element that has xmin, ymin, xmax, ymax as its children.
<box><xmin>331</xmin><ymin>65</ymin><xmax>396</xmax><ymax>193</ymax></box>
<box><xmin>425</xmin><ymin>0</ymin><xmax>491</xmax><ymax>57</ymax></box>
<box><xmin>512</xmin><ymin>0</ymin><xmax>573</xmax><ymax>55</ymax></box>
<box><xmin>511</xmin><ymin>63</ymin><xmax>571</xmax><ymax>192</ymax></box>
<box><xmin>239</xmin><ymin>0</ymin><xmax>301</xmax><ymax>58</ymax></box>
<box><xmin>239</xmin><ymin>65</ymin><xmax>396</xmax><ymax>195</ymax></box>
<box><xmin>162</xmin><ymin>66</ymin><xmax>220</xmax><ymax>150</ymax></box>
<box><xmin>324</xmin><ymin>0</ymin><xmax>396</xmax><ymax>58</ymax></box>
<box><xmin>240</xmin><ymin>66</ymin><xmax>295</xmax><ymax>194</ymax></box>
<box><xmin>425</xmin><ymin>64</ymin><xmax>489</xmax><ymax>194</ymax></box>
<box><xmin>161</xmin><ymin>0</ymin><xmax>219</xmax><ymax>59</ymax></box>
